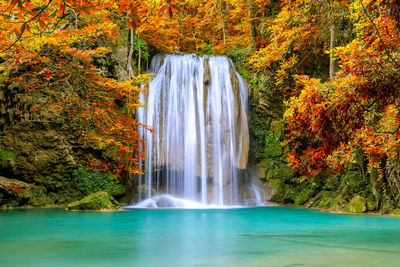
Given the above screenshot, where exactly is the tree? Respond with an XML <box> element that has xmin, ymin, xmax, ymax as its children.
<box><xmin>283</xmin><ymin>0</ymin><xmax>400</xmax><ymax>198</ymax></box>
<box><xmin>0</xmin><ymin>0</ymin><xmax>155</xmax><ymax>175</ymax></box>
<box><xmin>249</xmin><ymin>0</ymin><xmax>350</xmax><ymax>94</ymax></box>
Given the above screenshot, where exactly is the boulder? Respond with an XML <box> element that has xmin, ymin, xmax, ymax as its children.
<box><xmin>67</xmin><ymin>191</ymin><xmax>120</xmax><ymax>211</ymax></box>
<box><xmin>347</xmin><ymin>195</ymin><xmax>367</xmax><ymax>213</ymax></box>
<box><xmin>330</xmin><ymin>198</ymin><xmax>347</xmax><ymax>212</ymax></box>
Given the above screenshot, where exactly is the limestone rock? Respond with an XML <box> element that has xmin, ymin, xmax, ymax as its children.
<box><xmin>67</xmin><ymin>191</ymin><xmax>120</xmax><ymax>211</ymax></box>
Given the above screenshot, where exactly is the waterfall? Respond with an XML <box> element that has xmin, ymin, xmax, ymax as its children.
<box><xmin>134</xmin><ymin>54</ymin><xmax>263</xmax><ymax>208</ymax></box>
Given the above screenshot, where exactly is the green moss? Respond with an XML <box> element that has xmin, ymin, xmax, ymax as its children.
<box><xmin>203</xmin><ymin>44</ymin><xmax>213</xmax><ymax>54</ymax></box>
<box><xmin>0</xmin><ymin>146</ymin><xmax>15</xmax><ymax>167</ymax></box>
<box><xmin>330</xmin><ymin>198</ymin><xmax>347</xmax><ymax>211</ymax></box>
<box><xmin>67</xmin><ymin>191</ymin><xmax>120</xmax><ymax>211</ymax></box>
<box><xmin>272</xmin><ymin>181</ymin><xmax>300</xmax><ymax>204</ymax></box>
<box><xmin>270</xmin><ymin>166</ymin><xmax>295</xmax><ymax>181</ymax></box>
<box><xmin>365</xmin><ymin>195</ymin><xmax>377</xmax><ymax>211</ymax></box>
<box><xmin>28</xmin><ymin>186</ymin><xmax>53</xmax><ymax>207</ymax></box>
<box><xmin>391</xmin><ymin>209</ymin><xmax>400</xmax><ymax>215</ymax></box>
<box><xmin>380</xmin><ymin>199</ymin><xmax>393</xmax><ymax>214</ymax></box>
<box><xmin>318</xmin><ymin>196</ymin><xmax>335</xmax><ymax>209</ymax></box>
<box><xmin>295</xmin><ymin>186</ymin><xmax>317</xmax><ymax>205</ymax></box>
<box><xmin>323</xmin><ymin>175</ymin><xmax>339</xmax><ymax>191</ymax></box>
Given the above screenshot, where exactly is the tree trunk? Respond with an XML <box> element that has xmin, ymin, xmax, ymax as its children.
<box><xmin>127</xmin><ymin>28</ymin><xmax>134</xmax><ymax>78</ymax></box>
<box><xmin>138</xmin><ymin>35</ymin><xmax>141</xmax><ymax>75</ymax></box>
<box><xmin>220</xmin><ymin>0</ymin><xmax>227</xmax><ymax>44</ymax></box>
<box><xmin>247</xmin><ymin>0</ymin><xmax>257</xmax><ymax>51</ymax></box>
<box><xmin>329</xmin><ymin>23</ymin><xmax>335</xmax><ymax>79</ymax></box>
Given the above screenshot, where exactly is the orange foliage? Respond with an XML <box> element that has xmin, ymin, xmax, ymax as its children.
<box><xmin>283</xmin><ymin>0</ymin><xmax>400</xmax><ymax>179</ymax></box>
<box><xmin>0</xmin><ymin>0</ymin><xmax>155</xmax><ymax>175</ymax></box>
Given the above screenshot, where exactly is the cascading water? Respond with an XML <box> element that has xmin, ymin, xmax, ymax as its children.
<box><xmin>133</xmin><ymin>54</ymin><xmax>264</xmax><ymax>208</ymax></box>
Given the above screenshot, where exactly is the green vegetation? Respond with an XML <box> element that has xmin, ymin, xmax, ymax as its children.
<box><xmin>72</xmin><ymin>167</ymin><xmax>124</xmax><ymax>196</ymax></box>
<box><xmin>0</xmin><ymin>149</ymin><xmax>14</xmax><ymax>167</ymax></box>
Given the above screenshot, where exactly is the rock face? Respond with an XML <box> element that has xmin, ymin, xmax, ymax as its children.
<box><xmin>67</xmin><ymin>192</ymin><xmax>120</xmax><ymax>211</ymax></box>
<box><xmin>347</xmin><ymin>195</ymin><xmax>367</xmax><ymax>213</ymax></box>
<box><xmin>0</xmin><ymin>82</ymin><xmax>104</xmax><ymax>207</ymax></box>
<box><xmin>0</xmin><ymin>176</ymin><xmax>52</xmax><ymax>207</ymax></box>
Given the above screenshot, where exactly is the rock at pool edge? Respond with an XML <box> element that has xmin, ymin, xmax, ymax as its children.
<box><xmin>67</xmin><ymin>191</ymin><xmax>120</xmax><ymax>211</ymax></box>
<box><xmin>347</xmin><ymin>195</ymin><xmax>367</xmax><ymax>213</ymax></box>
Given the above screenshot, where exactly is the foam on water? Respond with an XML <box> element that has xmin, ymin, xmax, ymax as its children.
<box><xmin>126</xmin><ymin>195</ymin><xmax>242</xmax><ymax>209</ymax></box>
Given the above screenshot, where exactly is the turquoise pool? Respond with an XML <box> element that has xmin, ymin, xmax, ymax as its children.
<box><xmin>1</xmin><ymin>207</ymin><xmax>400</xmax><ymax>266</ymax></box>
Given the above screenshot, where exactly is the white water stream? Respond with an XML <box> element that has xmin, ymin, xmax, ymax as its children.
<box><xmin>132</xmin><ymin>54</ymin><xmax>264</xmax><ymax>208</ymax></box>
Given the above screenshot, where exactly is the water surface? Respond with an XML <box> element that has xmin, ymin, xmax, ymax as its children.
<box><xmin>1</xmin><ymin>207</ymin><xmax>400</xmax><ymax>266</ymax></box>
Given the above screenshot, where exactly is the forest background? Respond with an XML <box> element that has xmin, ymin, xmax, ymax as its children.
<box><xmin>0</xmin><ymin>0</ymin><xmax>399</xmax><ymax>213</ymax></box>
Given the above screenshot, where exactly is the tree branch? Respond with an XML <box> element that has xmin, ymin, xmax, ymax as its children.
<box><xmin>1</xmin><ymin>0</ymin><xmax>54</xmax><ymax>52</ymax></box>
<box><xmin>358</xmin><ymin>0</ymin><xmax>400</xmax><ymax>68</ymax></box>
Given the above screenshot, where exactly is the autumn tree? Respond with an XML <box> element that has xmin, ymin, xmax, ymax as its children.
<box><xmin>249</xmin><ymin>0</ymin><xmax>351</xmax><ymax>96</ymax></box>
<box><xmin>0</xmin><ymin>0</ymin><xmax>156</xmax><ymax>175</ymax></box>
<box><xmin>284</xmin><ymin>0</ymin><xmax>400</xmax><ymax>200</ymax></box>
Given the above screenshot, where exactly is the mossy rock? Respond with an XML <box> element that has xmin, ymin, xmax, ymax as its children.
<box><xmin>0</xmin><ymin>176</ymin><xmax>54</xmax><ymax>207</ymax></box>
<box><xmin>323</xmin><ymin>175</ymin><xmax>339</xmax><ymax>191</ymax></box>
<box><xmin>28</xmin><ymin>186</ymin><xmax>53</xmax><ymax>206</ymax></box>
<box><xmin>366</xmin><ymin>198</ymin><xmax>378</xmax><ymax>211</ymax></box>
<box><xmin>391</xmin><ymin>209</ymin><xmax>400</xmax><ymax>215</ymax></box>
<box><xmin>271</xmin><ymin>181</ymin><xmax>298</xmax><ymax>204</ymax></box>
<box><xmin>270</xmin><ymin>166</ymin><xmax>295</xmax><ymax>181</ymax></box>
<box><xmin>318</xmin><ymin>196</ymin><xmax>334</xmax><ymax>209</ymax></box>
<box><xmin>295</xmin><ymin>187</ymin><xmax>315</xmax><ymax>205</ymax></box>
<box><xmin>330</xmin><ymin>198</ymin><xmax>347</xmax><ymax>211</ymax></box>
<box><xmin>347</xmin><ymin>195</ymin><xmax>367</xmax><ymax>213</ymax></box>
<box><xmin>264</xmin><ymin>143</ymin><xmax>282</xmax><ymax>158</ymax></box>
<box><xmin>270</xmin><ymin>120</ymin><xmax>284</xmax><ymax>137</ymax></box>
<box><xmin>283</xmin><ymin>189</ymin><xmax>297</xmax><ymax>203</ymax></box>
<box><xmin>67</xmin><ymin>191</ymin><xmax>120</xmax><ymax>211</ymax></box>
<box><xmin>380</xmin><ymin>199</ymin><xmax>393</xmax><ymax>214</ymax></box>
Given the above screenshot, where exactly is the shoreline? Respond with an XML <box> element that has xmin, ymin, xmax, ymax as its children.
<box><xmin>2</xmin><ymin>201</ymin><xmax>400</xmax><ymax>217</ymax></box>
<box><xmin>280</xmin><ymin>202</ymin><xmax>400</xmax><ymax>217</ymax></box>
